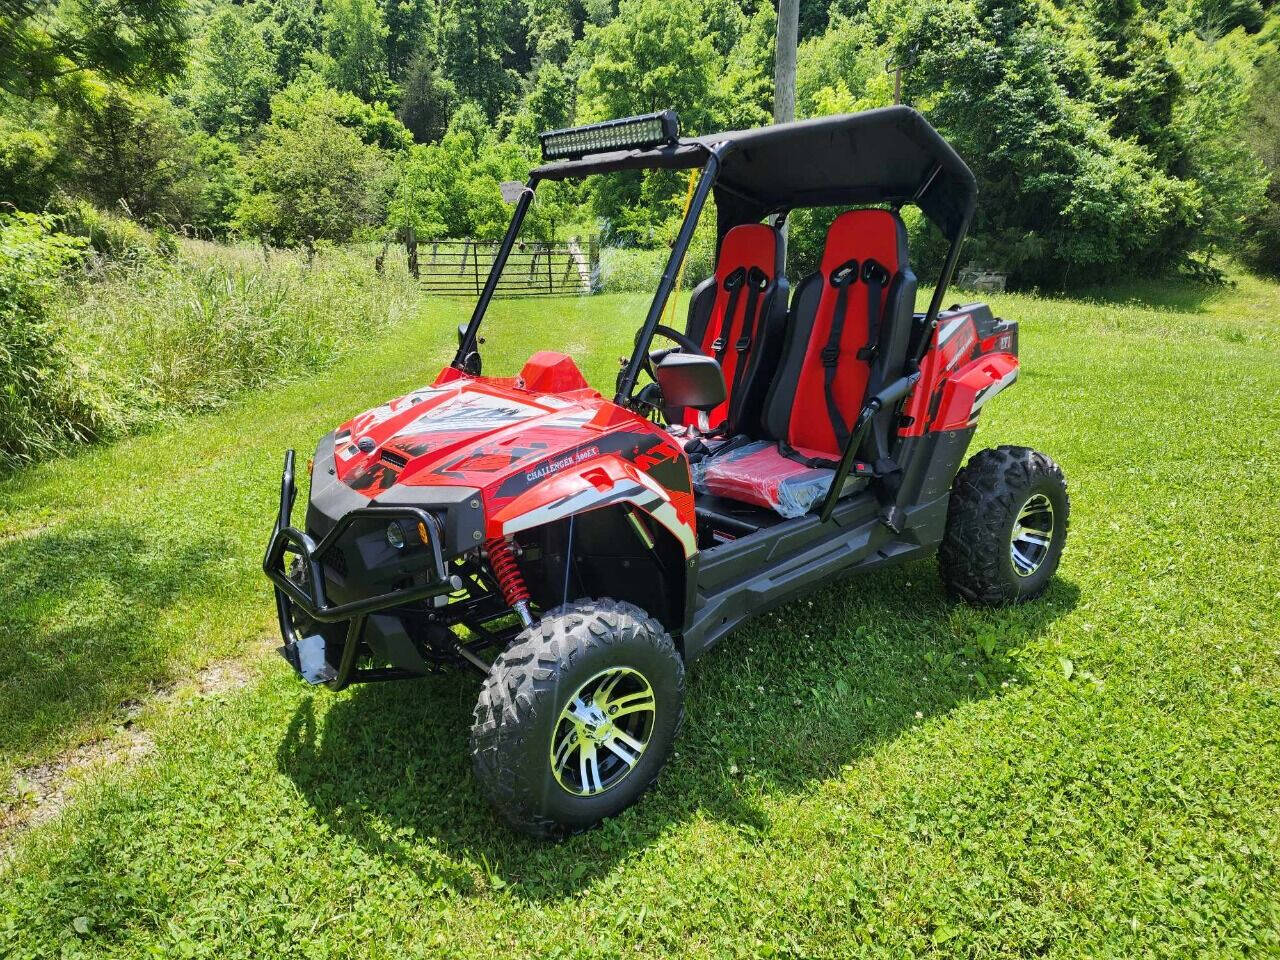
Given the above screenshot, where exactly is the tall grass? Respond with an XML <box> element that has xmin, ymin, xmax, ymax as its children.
<box><xmin>0</xmin><ymin>222</ymin><xmax>423</xmax><ymax>471</ymax></box>
<box><xmin>66</xmin><ymin>241</ymin><xmax>421</xmax><ymax>424</ymax></box>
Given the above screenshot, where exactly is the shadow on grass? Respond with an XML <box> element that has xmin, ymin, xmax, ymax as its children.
<box><xmin>277</xmin><ymin>562</ymin><xmax>1079</xmax><ymax>901</ymax></box>
<box><xmin>0</xmin><ymin>522</ymin><xmax>224</xmax><ymax>766</ymax></box>
<box><xmin>1023</xmin><ymin>276</ymin><xmax>1225</xmax><ymax>314</ymax></box>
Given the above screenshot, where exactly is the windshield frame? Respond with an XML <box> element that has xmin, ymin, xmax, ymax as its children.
<box><xmin>452</xmin><ymin>146</ymin><xmax>725</xmax><ymax>406</ymax></box>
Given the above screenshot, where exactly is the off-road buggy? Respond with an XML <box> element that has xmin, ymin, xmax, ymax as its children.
<box><xmin>264</xmin><ymin>106</ymin><xmax>1069</xmax><ymax>837</ymax></box>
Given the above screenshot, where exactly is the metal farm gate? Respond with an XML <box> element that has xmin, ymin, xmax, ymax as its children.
<box><xmin>408</xmin><ymin>238</ymin><xmax>598</xmax><ymax>298</ymax></box>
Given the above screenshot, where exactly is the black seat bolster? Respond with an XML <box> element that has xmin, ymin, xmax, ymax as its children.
<box><xmin>684</xmin><ymin>277</ymin><xmax>718</xmax><ymax>348</ymax></box>
<box><xmin>862</xmin><ymin>265</ymin><xmax>918</xmax><ymax>466</ymax></box>
<box><xmin>729</xmin><ymin>275</ymin><xmax>789</xmax><ymax>434</ymax></box>
<box><xmin>760</xmin><ymin>271</ymin><xmax>822</xmax><ymax>440</ymax></box>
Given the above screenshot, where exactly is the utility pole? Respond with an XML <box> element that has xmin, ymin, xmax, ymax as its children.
<box><xmin>774</xmin><ymin>0</ymin><xmax>798</xmax><ymax>242</ymax></box>
<box><xmin>774</xmin><ymin>0</ymin><xmax>798</xmax><ymax>125</ymax></box>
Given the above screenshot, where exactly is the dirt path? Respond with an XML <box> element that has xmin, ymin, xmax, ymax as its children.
<box><xmin>0</xmin><ymin>639</ymin><xmax>272</xmax><ymax>862</ymax></box>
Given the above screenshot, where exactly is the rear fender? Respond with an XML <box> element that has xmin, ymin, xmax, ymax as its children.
<box><xmin>929</xmin><ymin>353</ymin><xmax>1019</xmax><ymax>432</ymax></box>
<box><xmin>490</xmin><ymin>454</ymin><xmax>696</xmax><ymax>559</ymax></box>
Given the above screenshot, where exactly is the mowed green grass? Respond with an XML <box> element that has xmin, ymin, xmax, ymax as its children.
<box><xmin>2</xmin><ymin>275</ymin><xmax>1279</xmax><ymax>957</ymax></box>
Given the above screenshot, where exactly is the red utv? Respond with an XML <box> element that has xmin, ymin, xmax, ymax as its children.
<box><xmin>264</xmin><ymin>107</ymin><xmax>1069</xmax><ymax>837</ymax></box>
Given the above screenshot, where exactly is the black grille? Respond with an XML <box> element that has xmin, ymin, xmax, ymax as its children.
<box><xmin>381</xmin><ymin>449</ymin><xmax>409</xmax><ymax>469</ymax></box>
<box><xmin>320</xmin><ymin>546</ymin><xmax>348</xmax><ymax>579</ymax></box>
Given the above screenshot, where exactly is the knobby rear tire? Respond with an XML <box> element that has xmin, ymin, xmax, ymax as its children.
<box><xmin>939</xmin><ymin>445</ymin><xmax>1070</xmax><ymax>605</ymax></box>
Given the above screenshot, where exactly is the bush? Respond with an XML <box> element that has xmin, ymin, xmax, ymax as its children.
<box><xmin>235</xmin><ymin>111</ymin><xmax>389</xmax><ymax>245</ymax></box>
<box><xmin>0</xmin><ymin>213</ymin><xmax>104</xmax><ymax>468</ymax></box>
<box><xmin>0</xmin><ymin>113</ymin><xmax>61</xmax><ymax>212</ymax></box>
<box><xmin>59</xmin><ymin>202</ymin><xmax>178</xmax><ymax>265</ymax></box>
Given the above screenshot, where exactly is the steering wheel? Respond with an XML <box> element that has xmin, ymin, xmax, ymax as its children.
<box><xmin>637</xmin><ymin>323</ymin><xmax>706</xmax><ymax>383</ymax></box>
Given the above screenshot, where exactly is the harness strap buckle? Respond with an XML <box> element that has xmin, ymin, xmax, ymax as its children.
<box><xmin>862</xmin><ymin>259</ymin><xmax>890</xmax><ymax>286</ymax></box>
<box><xmin>821</xmin><ymin>346</ymin><xmax>840</xmax><ymax>367</ymax></box>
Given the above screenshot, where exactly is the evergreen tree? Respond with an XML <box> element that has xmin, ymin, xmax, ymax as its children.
<box><xmin>397</xmin><ymin>55</ymin><xmax>458</xmax><ymax>143</ymax></box>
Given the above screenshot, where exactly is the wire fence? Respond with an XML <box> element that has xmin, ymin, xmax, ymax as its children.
<box><xmin>364</xmin><ymin>235</ymin><xmax>599</xmax><ymax>298</ymax></box>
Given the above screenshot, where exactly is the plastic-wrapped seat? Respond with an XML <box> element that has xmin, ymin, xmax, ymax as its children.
<box><xmin>697</xmin><ymin>209</ymin><xmax>917</xmax><ymax>518</ymax></box>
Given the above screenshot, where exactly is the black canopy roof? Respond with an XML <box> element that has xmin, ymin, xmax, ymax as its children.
<box><xmin>531</xmin><ymin>106</ymin><xmax>977</xmax><ymax>241</ymax></box>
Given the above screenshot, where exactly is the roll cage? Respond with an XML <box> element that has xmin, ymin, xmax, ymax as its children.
<box><xmin>452</xmin><ymin>105</ymin><xmax>978</xmax><ymax>411</ymax></box>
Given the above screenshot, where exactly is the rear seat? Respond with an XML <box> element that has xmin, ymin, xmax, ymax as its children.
<box><xmin>698</xmin><ymin>209</ymin><xmax>917</xmax><ymax>518</ymax></box>
<box><xmin>680</xmin><ymin>223</ymin><xmax>788</xmax><ymax>434</ymax></box>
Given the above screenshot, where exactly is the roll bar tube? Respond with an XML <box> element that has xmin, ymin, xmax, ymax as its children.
<box><xmin>613</xmin><ymin>147</ymin><xmax>723</xmax><ymax>404</ymax></box>
<box><xmin>916</xmin><ymin>195</ymin><xmax>975</xmax><ymax>364</ymax></box>
<box><xmin>452</xmin><ymin>178</ymin><xmax>540</xmax><ymax>369</ymax></box>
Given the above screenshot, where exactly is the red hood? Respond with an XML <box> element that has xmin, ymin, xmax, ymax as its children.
<box><xmin>332</xmin><ymin>367</ymin><xmax>660</xmax><ymax>498</ymax></box>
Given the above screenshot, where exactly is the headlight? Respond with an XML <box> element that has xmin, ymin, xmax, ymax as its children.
<box><xmin>385</xmin><ymin>521</ymin><xmax>406</xmax><ymax>550</ymax></box>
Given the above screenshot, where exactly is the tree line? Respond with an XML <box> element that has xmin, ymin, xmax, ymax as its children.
<box><xmin>2</xmin><ymin>0</ymin><xmax>1278</xmax><ymax>285</ymax></box>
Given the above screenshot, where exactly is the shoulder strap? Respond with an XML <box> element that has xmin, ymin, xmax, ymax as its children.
<box><xmin>729</xmin><ymin>266</ymin><xmax>770</xmax><ymax>399</ymax></box>
<box><xmin>857</xmin><ymin>259</ymin><xmax>891</xmax><ymax>363</ymax></box>
<box><xmin>711</xmin><ymin>267</ymin><xmax>747</xmax><ymax>368</ymax></box>
<box><xmin>820</xmin><ymin>258</ymin><xmax>860</xmax><ymax>450</ymax></box>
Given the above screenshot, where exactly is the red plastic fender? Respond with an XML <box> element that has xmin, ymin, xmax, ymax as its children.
<box><xmin>929</xmin><ymin>352</ymin><xmax>1019</xmax><ymax>432</ymax></box>
<box><xmin>489</xmin><ymin>454</ymin><xmax>697</xmax><ymax>558</ymax></box>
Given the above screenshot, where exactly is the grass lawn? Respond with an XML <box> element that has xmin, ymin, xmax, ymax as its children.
<box><xmin>1</xmin><ymin>274</ymin><xmax>1279</xmax><ymax>957</ymax></box>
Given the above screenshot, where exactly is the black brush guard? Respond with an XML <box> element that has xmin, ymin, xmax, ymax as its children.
<box><xmin>264</xmin><ymin>450</ymin><xmax>461</xmax><ymax>689</ymax></box>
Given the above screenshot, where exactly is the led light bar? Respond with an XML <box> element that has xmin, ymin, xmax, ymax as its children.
<box><xmin>539</xmin><ymin>110</ymin><xmax>681</xmax><ymax>161</ymax></box>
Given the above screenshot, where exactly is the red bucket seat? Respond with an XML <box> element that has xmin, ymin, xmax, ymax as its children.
<box><xmin>698</xmin><ymin>209</ymin><xmax>917</xmax><ymax>517</ymax></box>
<box><xmin>681</xmin><ymin>223</ymin><xmax>789</xmax><ymax>434</ymax></box>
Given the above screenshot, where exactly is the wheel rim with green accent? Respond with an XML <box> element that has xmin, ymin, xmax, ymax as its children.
<box><xmin>550</xmin><ymin>666</ymin><xmax>656</xmax><ymax>797</ymax></box>
<box><xmin>1011</xmin><ymin>493</ymin><xmax>1055</xmax><ymax>578</ymax></box>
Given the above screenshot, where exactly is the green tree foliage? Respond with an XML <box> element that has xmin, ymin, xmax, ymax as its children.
<box><xmin>270</xmin><ymin>75</ymin><xmax>413</xmax><ymax>150</ymax></box>
<box><xmin>322</xmin><ymin>0</ymin><xmax>396</xmax><ymax>102</ymax></box>
<box><xmin>189</xmin><ymin>7</ymin><xmax>278</xmax><ymax>139</ymax></box>
<box><xmin>1</xmin><ymin>0</ymin><xmax>1275</xmax><ymax>282</ymax></box>
<box><xmin>387</xmin><ymin>103</ymin><xmax>561</xmax><ymax>239</ymax></box>
<box><xmin>0</xmin><ymin>104</ymin><xmax>62</xmax><ymax>211</ymax></box>
<box><xmin>442</xmin><ymin>0</ymin><xmax>522</xmax><ymax>118</ymax></box>
<box><xmin>1242</xmin><ymin>19</ymin><xmax>1280</xmax><ymax>274</ymax></box>
<box><xmin>381</xmin><ymin>0</ymin><xmax>437</xmax><ymax>80</ymax></box>
<box><xmin>253</xmin><ymin>0</ymin><xmax>324</xmax><ymax>84</ymax></box>
<box><xmin>62</xmin><ymin>87</ymin><xmax>204</xmax><ymax>223</ymax></box>
<box><xmin>876</xmin><ymin>0</ymin><xmax>1259</xmax><ymax>284</ymax></box>
<box><xmin>575</xmin><ymin>0</ymin><xmax>771</xmax><ymax>243</ymax></box>
<box><xmin>0</xmin><ymin>0</ymin><xmax>188</xmax><ymax>102</ymax></box>
<box><xmin>236</xmin><ymin>111</ymin><xmax>390</xmax><ymax>244</ymax></box>
<box><xmin>396</xmin><ymin>54</ymin><xmax>458</xmax><ymax>143</ymax></box>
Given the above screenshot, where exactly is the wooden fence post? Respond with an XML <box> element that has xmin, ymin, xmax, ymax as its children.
<box><xmin>406</xmin><ymin>226</ymin><xmax>419</xmax><ymax>279</ymax></box>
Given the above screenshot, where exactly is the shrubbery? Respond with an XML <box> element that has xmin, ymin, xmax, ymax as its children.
<box><xmin>0</xmin><ymin>214</ymin><xmax>419</xmax><ymax>470</ymax></box>
<box><xmin>0</xmin><ymin>213</ymin><xmax>103</xmax><ymax>467</ymax></box>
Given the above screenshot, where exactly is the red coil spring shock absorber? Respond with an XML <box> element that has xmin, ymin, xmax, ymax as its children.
<box><xmin>487</xmin><ymin>536</ymin><xmax>534</xmax><ymax>627</ymax></box>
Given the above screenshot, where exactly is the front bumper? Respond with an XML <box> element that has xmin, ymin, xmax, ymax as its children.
<box><xmin>263</xmin><ymin>449</ymin><xmax>466</xmax><ymax>687</ymax></box>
